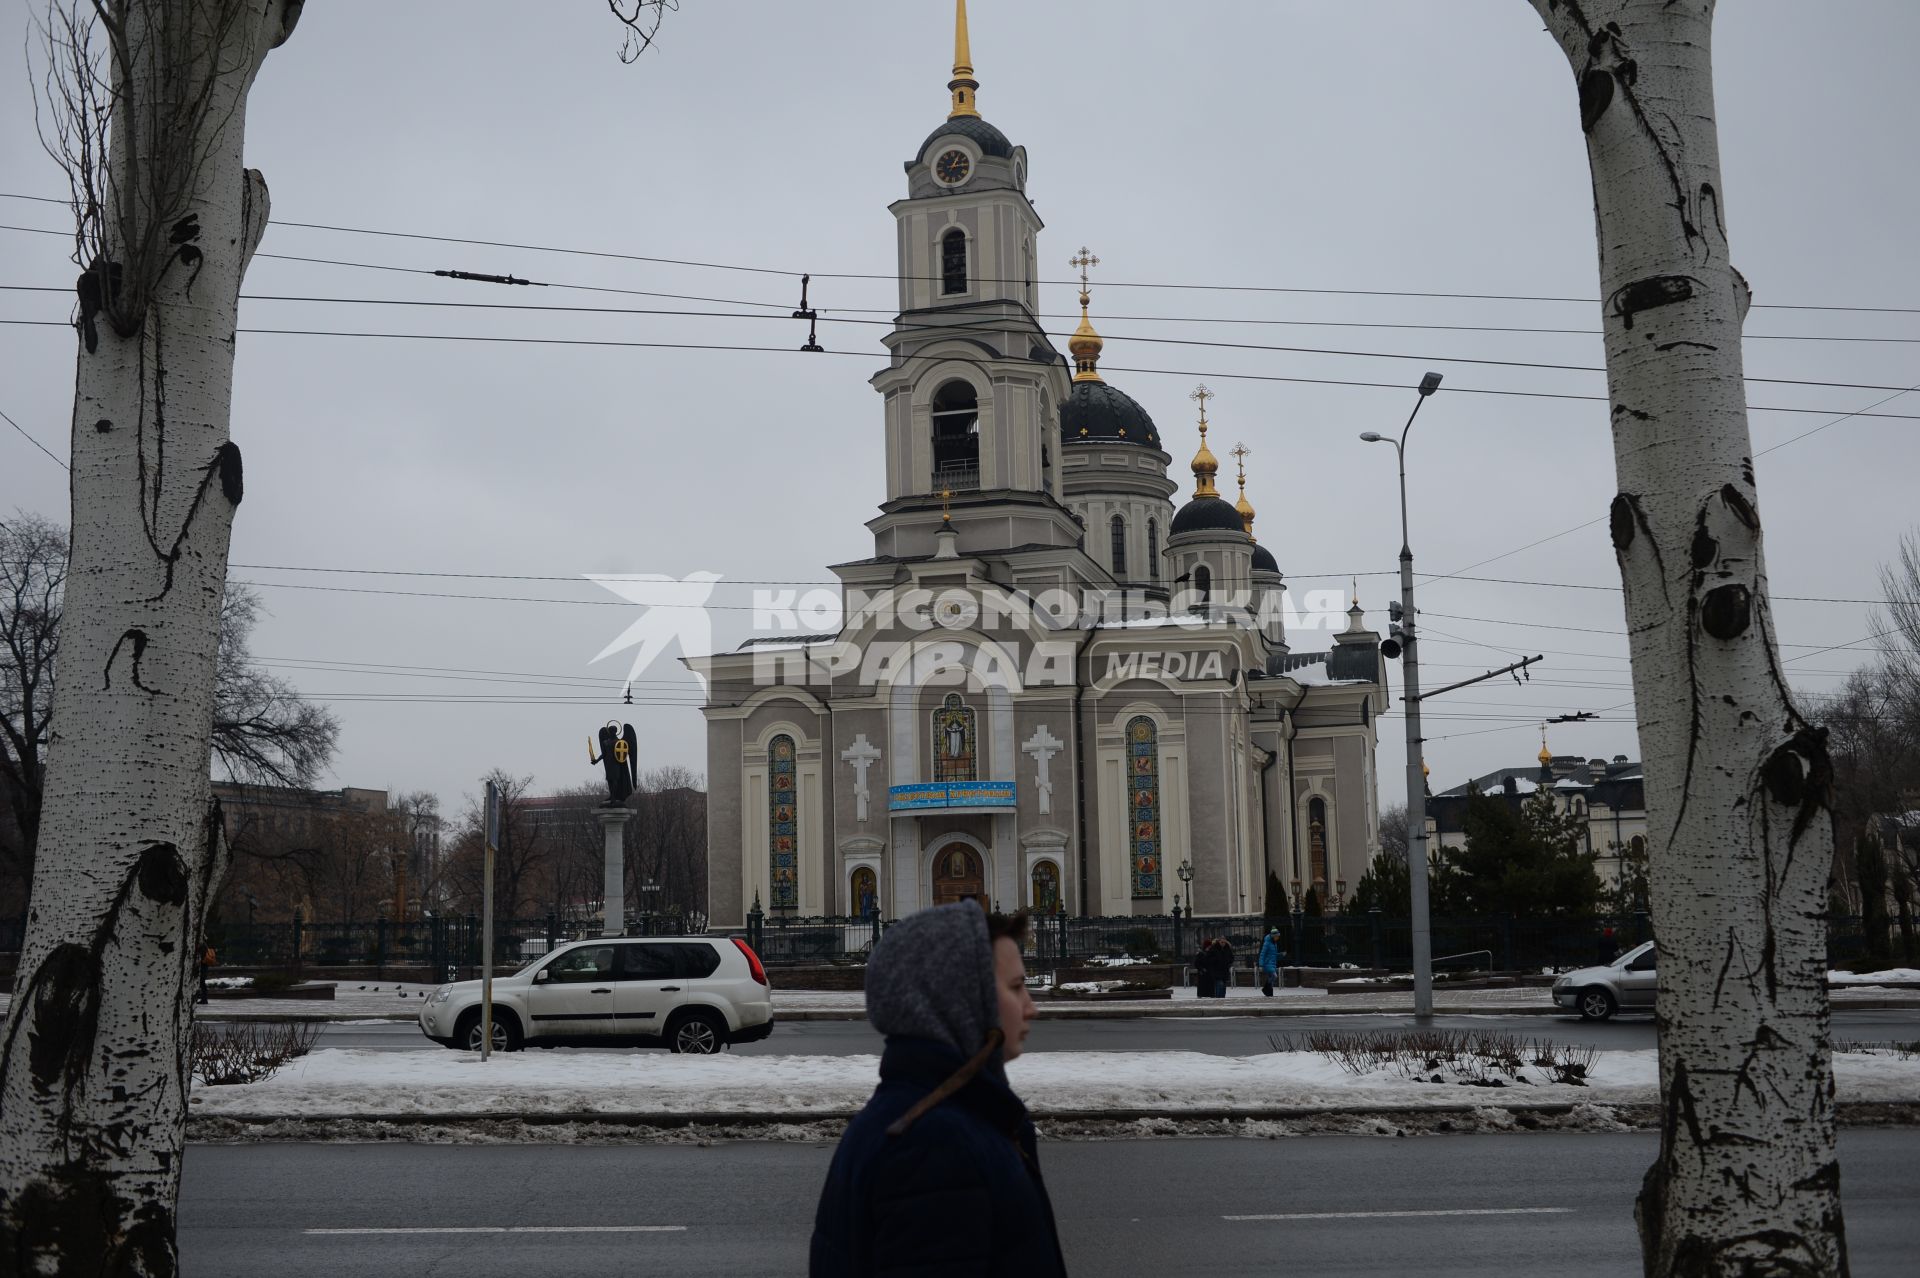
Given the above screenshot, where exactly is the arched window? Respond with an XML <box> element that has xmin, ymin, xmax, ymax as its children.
<box><xmin>1127</xmin><ymin>716</ymin><xmax>1162</xmax><ymax>899</ymax></box>
<box><xmin>1110</xmin><ymin>514</ymin><xmax>1128</xmax><ymax>578</ymax></box>
<box><xmin>931</xmin><ymin>380</ymin><xmax>980</xmax><ymax>490</ymax></box>
<box><xmin>1031</xmin><ymin>861</ymin><xmax>1060</xmax><ymax>913</ymax></box>
<box><xmin>941</xmin><ymin>228</ymin><xmax>968</xmax><ymax>295</ymax></box>
<box><xmin>1146</xmin><ymin>519</ymin><xmax>1159</xmax><ymax>581</ymax></box>
<box><xmin>1308</xmin><ymin>796</ymin><xmax>1329</xmax><ymax>888</ymax></box>
<box><xmin>1191</xmin><ymin>564</ymin><xmax>1212</xmax><ymax>613</ymax></box>
<box><xmin>850</xmin><ymin>866</ymin><xmax>878</xmax><ymax>919</ymax></box>
<box><xmin>769</xmin><ymin>735</ymin><xmax>798</xmax><ymax>910</ymax></box>
<box><xmin>932</xmin><ymin>692</ymin><xmax>977</xmax><ymax>782</ymax></box>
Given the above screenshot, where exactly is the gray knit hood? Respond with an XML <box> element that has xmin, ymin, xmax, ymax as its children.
<box><xmin>865</xmin><ymin>901</ymin><xmax>1003</xmax><ymax>1079</ymax></box>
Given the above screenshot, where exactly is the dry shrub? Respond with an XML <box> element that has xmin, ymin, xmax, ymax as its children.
<box><xmin>1272</xmin><ymin>1029</ymin><xmax>1599</xmax><ymax>1087</ymax></box>
<box><xmin>190</xmin><ymin>1020</ymin><xmax>322</xmax><ymax>1086</ymax></box>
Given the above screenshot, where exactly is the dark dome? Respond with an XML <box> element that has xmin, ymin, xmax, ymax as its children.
<box><xmin>1061</xmin><ymin>380</ymin><xmax>1159</xmax><ymax>447</ymax></box>
<box><xmin>1252</xmin><ymin>543</ymin><xmax>1280</xmax><ymax>574</ymax></box>
<box><xmin>1171</xmin><ymin>496</ymin><xmax>1248</xmax><ymax>536</ymax></box>
<box><xmin>919</xmin><ymin>115</ymin><xmax>1015</xmax><ymax>162</ymax></box>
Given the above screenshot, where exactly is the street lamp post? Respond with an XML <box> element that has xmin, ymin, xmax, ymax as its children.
<box><xmin>1360</xmin><ymin>370</ymin><xmax>1443</xmax><ymax>1021</ymax></box>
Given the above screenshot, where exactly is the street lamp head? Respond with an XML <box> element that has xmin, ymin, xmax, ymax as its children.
<box><xmin>1358</xmin><ymin>431</ymin><xmax>1386</xmax><ymax>443</ymax></box>
<box><xmin>1417</xmin><ymin>371</ymin><xmax>1443</xmax><ymax>397</ymax></box>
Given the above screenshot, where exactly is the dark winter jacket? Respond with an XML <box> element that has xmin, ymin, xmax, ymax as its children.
<box><xmin>810</xmin><ymin>903</ymin><xmax>1067</xmax><ymax>1276</ymax></box>
<box><xmin>809</xmin><ymin>1036</ymin><xmax>1067</xmax><ymax>1276</ymax></box>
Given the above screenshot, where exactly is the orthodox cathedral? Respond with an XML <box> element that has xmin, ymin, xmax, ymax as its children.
<box><xmin>689</xmin><ymin>2</ymin><xmax>1386</xmax><ymax>927</ymax></box>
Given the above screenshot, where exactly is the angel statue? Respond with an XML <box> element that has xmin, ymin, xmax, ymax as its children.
<box><xmin>589</xmin><ymin>721</ymin><xmax>639</xmax><ymax>805</ymax></box>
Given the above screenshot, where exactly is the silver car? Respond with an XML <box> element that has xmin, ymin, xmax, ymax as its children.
<box><xmin>1552</xmin><ymin>940</ymin><xmax>1657</xmax><ymax>1020</ymax></box>
<box><xmin>419</xmin><ymin>935</ymin><xmax>773</xmax><ymax>1054</ymax></box>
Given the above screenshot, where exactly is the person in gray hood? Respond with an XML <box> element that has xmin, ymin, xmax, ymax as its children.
<box><xmin>809</xmin><ymin>901</ymin><xmax>1065</xmax><ymax>1276</ymax></box>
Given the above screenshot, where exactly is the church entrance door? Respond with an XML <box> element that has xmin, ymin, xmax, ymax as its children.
<box><xmin>931</xmin><ymin>844</ymin><xmax>985</xmax><ymax>906</ymax></box>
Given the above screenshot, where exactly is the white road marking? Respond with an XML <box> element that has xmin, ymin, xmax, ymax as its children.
<box><xmin>304</xmin><ymin>1226</ymin><xmax>687</xmax><ymax>1235</ymax></box>
<box><xmin>1225</xmin><ymin>1207</ymin><xmax>1574</xmax><ymax>1221</ymax></box>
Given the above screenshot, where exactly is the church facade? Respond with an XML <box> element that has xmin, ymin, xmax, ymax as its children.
<box><xmin>689</xmin><ymin>3</ymin><xmax>1386</xmax><ymax>927</ymax></box>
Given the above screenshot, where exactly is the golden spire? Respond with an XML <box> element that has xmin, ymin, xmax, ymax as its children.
<box><xmin>1539</xmin><ymin>725</ymin><xmax>1553</xmax><ymax>767</ymax></box>
<box><xmin>940</xmin><ymin>486</ymin><xmax>953</xmax><ymax>524</ymax></box>
<box><xmin>1068</xmin><ymin>246</ymin><xmax>1105</xmax><ymax>383</ymax></box>
<box><xmin>948</xmin><ymin>0</ymin><xmax>980</xmax><ymax>118</ymax></box>
<box><xmin>1189</xmin><ymin>384</ymin><xmax>1220</xmax><ymax>499</ymax></box>
<box><xmin>1231</xmin><ymin>442</ymin><xmax>1256</xmax><ymax>538</ymax></box>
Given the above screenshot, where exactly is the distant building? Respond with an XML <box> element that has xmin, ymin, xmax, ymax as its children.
<box><xmin>1425</xmin><ymin>749</ymin><xmax>1647</xmax><ymax>889</ymax></box>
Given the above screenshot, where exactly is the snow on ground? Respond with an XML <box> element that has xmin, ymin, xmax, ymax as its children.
<box><xmin>188</xmin><ymin>1046</ymin><xmax>1920</xmax><ymax>1121</ymax></box>
<box><xmin>1829</xmin><ymin>968</ymin><xmax>1920</xmax><ymax>984</ymax></box>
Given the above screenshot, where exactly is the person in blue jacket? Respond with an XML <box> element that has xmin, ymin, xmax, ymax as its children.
<box><xmin>810</xmin><ymin>902</ymin><xmax>1067</xmax><ymax>1276</ymax></box>
<box><xmin>1258</xmin><ymin>929</ymin><xmax>1283</xmax><ymax>997</ymax></box>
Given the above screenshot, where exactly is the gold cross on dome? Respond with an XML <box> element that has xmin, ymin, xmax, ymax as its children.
<box><xmin>1190</xmin><ymin>383</ymin><xmax>1213</xmax><ymax>425</ymax></box>
<box><xmin>1068</xmin><ymin>247</ymin><xmax>1099</xmax><ymax>290</ymax></box>
<box><xmin>1231</xmin><ymin>441</ymin><xmax>1250</xmax><ymax>483</ymax></box>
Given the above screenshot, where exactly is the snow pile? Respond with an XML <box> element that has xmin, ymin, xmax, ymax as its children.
<box><xmin>186</xmin><ymin>1046</ymin><xmax>1920</xmax><ymax>1120</ymax></box>
<box><xmin>1829</xmin><ymin>968</ymin><xmax>1920</xmax><ymax>985</ymax></box>
<box><xmin>1086</xmin><ymin>956</ymin><xmax>1152</xmax><ymax>968</ymax></box>
<box><xmin>1057</xmin><ymin>981</ymin><xmax>1132</xmax><ymax>993</ymax></box>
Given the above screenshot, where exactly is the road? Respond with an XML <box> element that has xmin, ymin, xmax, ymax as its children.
<box><xmin>178</xmin><ymin>1130</ymin><xmax>1919</xmax><ymax>1276</ymax></box>
<box><xmin>313</xmin><ymin>1008</ymin><xmax>1920</xmax><ymax>1056</ymax></box>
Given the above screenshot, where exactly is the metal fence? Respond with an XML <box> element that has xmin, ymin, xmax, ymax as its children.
<box><xmin>198</xmin><ymin>912</ymin><xmax>689</xmax><ymax>974</ymax></box>
<box><xmin>0</xmin><ymin>910</ymin><xmax>1881</xmax><ymax>973</ymax></box>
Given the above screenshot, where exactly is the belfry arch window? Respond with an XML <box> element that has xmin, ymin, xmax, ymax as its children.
<box><xmin>1191</xmin><ymin>564</ymin><xmax>1212</xmax><ymax>613</ymax></box>
<box><xmin>931</xmin><ymin>381</ymin><xmax>980</xmax><ymax>491</ymax></box>
<box><xmin>1146</xmin><ymin>520</ymin><xmax>1159</xmax><ymax>581</ymax></box>
<box><xmin>941</xmin><ymin>228</ymin><xmax>968</xmax><ymax>295</ymax></box>
<box><xmin>1110</xmin><ymin>514</ymin><xmax>1128</xmax><ymax>578</ymax></box>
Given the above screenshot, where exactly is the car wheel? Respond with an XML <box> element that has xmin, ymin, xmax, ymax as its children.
<box><xmin>1577</xmin><ymin>987</ymin><xmax>1617</xmax><ymax>1022</ymax></box>
<box><xmin>668</xmin><ymin>1010</ymin><xmax>726</xmax><ymax>1055</ymax></box>
<box><xmin>457</xmin><ymin>1009</ymin><xmax>522</xmax><ymax>1052</ymax></box>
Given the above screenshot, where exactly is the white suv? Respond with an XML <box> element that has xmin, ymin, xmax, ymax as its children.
<box><xmin>419</xmin><ymin>936</ymin><xmax>773</xmax><ymax>1054</ymax></box>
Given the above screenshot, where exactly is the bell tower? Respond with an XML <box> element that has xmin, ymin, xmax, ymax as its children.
<box><xmin>867</xmin><ymin>0</ymin><xmax>1075</xmax><ymax>562</ymax></box>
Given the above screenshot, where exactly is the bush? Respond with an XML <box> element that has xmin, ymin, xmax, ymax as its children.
<box><xmin>1121</xmin><ymin>928</ymin><xmax>1159</xmax><ymax>958</ymax></box>
<box><xmin>247</xmin><ymin>969</ymin><xmax>300</xmax><ymax>994</ymax></box>
<box><xmin>190</xmin><ymin>1020</ymin><xmax>322</xmax><ymax>1086</ymax></box>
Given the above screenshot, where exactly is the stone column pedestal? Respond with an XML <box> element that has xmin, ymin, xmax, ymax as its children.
<box><xmin>597</xmin><ymin>806</ymin><xmax>634</xmax><ymax>936</ymax></box>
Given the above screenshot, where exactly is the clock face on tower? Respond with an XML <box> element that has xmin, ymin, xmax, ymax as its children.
<box><xmin>934</xmin><ymin>149</ymin><xmax>972</xmax><ymax>186</ymax></box>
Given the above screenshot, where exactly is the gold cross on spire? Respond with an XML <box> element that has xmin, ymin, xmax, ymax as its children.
<box><xmin>1230</xmin><ymin>442</ymin><xmax>1249</xmax><ymax>487</ymax></box>
<box><xmin>1068</xmin><ymin>247</ymin><xmax>1105</xmax><ymax>383</ymax></box>
<box><xmin>1188</xmin><ymin>385</ymin><xmax>1219</xmax><ymax>498</ymax></box>
<box><xmin>1069</xmin><ymin>246</ymin><xmax>1100</xmax><ymax>294</ymax></box>
<box><xmin>940</xmin><ymin>487</ymin><xmax>953</xmax><ymax>524</ymax></box>
<box><xmin>1190</xmin><ymin>383</ymin><xmax>1213</xmax><ymax>426</ymax></box>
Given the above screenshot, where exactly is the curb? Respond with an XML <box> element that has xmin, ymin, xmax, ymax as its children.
<box><xmin>185</xmin><ymin>1099</ymin><xmax>1920</xmax><ymax>1134</ymax></box>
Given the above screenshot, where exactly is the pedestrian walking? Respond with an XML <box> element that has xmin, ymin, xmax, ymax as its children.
<box><xmin>810</xmin><ymin>902</ymin><xmax>1066</xmax><ymax>1277</ymax></box>
<box><xmin>196</xmin><ymin>943</ymin><xmax>217</xmax><ymax>1005</ymax></box>
<box><xmin>1258</xmin><ymin>929</ymin><xmax>1283</xmax><ymax>996</ymax></box>
<box><xmin>1213</xmin><ymin>937</ymin><xmax>1236</xmax><ymax>997</ymax></box>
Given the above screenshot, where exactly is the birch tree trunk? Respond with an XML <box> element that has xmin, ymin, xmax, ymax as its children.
<box><xmin>1526</xmin><ymin>2</ymin><xmax>1845</xmax><ymax>1273</ymax></box>
<box><xmin>0</xmin><ymin>2</ymin><xmax>300</xmax><ymax>1272</ymax></box>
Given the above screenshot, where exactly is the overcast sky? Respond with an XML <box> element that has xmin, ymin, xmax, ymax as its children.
<box><xmin>3</xmin><ymin>0</ymin><xmax>1917</xmax><ymax>820</ymax></box>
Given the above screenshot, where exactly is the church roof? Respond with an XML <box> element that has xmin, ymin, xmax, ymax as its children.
<box><xmin>1170</xmin><ymin>494</ymin><xmax>1247</xmax><ymax>535</ymax></box>
<box><xmin>918</xmin><ymin>115</ymin><xmax>1015</xmax><ymax>163</ymax></box>
<box><xmin>1061</xmin><ymin>379</ymin><xmax>1159</xmax><ymax>447</ymax></box>
<box><xmin>1251</xmin><ymin>542</ymin><xmax>1280</xmax><ymax>574</ymax></box>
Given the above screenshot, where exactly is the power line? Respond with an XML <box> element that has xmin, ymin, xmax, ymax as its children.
<box><xmin>8</xmin><ymin>317</ymin><xmax>1919</xmax><ymax>424</ymax></box>
<box><xmin>8</xmin><ymin>283</ymin><xmax>1920</xmax><ymax>398</ymax></box>
<box><xmin>0</xmin><ymin>406</ymin><xmax>67</xmax><ymax>470</ymax></box>
<box><xmin>7</xmin><ymin>193</ymin><xmax>1916</xmax><ymax>314</ymax></box>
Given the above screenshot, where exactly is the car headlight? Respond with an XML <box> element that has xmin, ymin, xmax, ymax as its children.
<box><xmin>428</xmin><ymin>985</ymin><xmax>452</xmax><ymax>1005</ymax></box>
